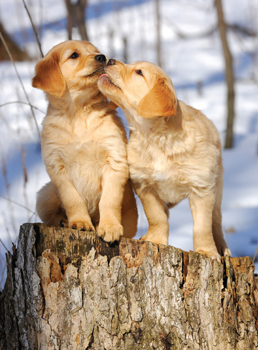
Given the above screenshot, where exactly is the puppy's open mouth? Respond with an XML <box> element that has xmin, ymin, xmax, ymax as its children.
<box><xmin>99</xmin><ymin>74</ymin><xmax>121</xmax><ymax>90</ymax></box>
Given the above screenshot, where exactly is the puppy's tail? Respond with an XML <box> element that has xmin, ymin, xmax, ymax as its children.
<box><xmin>36</xmin><ymin>182</ymin><xmax>66</xmax><ymax>226</ymax></box>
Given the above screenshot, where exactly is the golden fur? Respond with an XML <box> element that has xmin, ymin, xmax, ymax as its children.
<box><xmin>32</xmin><ymin>41</ymin><xmax>138</xmax><ymax>242</ymax></box>
<box><xmin>98</xmin><ymin>60</ymin><xmax>231</xmax><ymax>260</ymax></box>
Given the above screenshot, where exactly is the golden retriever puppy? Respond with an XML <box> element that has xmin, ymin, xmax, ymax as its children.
<box><xmin>98</xmin><ymin>59</ymin><xmax>231</xmax><ymax>260</ymax></box>
<box><xmin>32</xmin><ymin>41</ymin><xmax>138</xmax><ymax>242</ymax></box>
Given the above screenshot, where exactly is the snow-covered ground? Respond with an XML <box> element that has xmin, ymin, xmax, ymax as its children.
<box><xmin>0</xmin><ymin>0</ymin><xmax>258</xmax><ymax>289</ymax></box>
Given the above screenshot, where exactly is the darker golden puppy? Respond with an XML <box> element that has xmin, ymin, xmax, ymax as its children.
<box><xmin>32</xmin><ymin>41</ymin><xmax>137</xmax><ymax>242</ymax></box>
<box><xmin>98</xmin><ymin>59</ymin><xmax>230</xmax><ymax>260</ymax></box>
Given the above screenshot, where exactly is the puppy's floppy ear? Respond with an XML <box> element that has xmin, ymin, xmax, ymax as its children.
<box><xmin>137</xmin><ymin>78</ymin><xmax>177</xmax><ymax>118</ymax></box>
<box><xmin>32</xmin><ymin>52</ymin><xmax>66</xmax><ymax>98</ymax></box>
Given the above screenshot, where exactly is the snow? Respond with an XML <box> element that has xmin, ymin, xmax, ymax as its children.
<box><xmin>0</xmin><ymin>0</ymin><xmax>258</xmax><ymax>289</ymax></box>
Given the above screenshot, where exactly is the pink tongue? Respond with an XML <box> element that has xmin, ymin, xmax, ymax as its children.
<box><xmin>99</xmin><ymin>73</ymin><xmax>108</xmax><ymax>78</ymax></box>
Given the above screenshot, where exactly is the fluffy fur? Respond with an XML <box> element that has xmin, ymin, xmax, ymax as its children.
<box><xmin>98</xmin><ymin>60</ymin><xmax>231</xmax><ymax>260</ymax></box>
<box><xmin>32</xmin><ymin>40</ymin><xmax>138</xmax><ymax>242</ymax></box>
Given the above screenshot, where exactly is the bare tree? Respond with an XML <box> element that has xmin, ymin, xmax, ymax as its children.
<box><xmin>123</xmin><ymin>36</ymin><xmax>128</xmax><ymax>63</ymax></box>
<box><xmin>155</xmin><ymin>0</ymin><xmax>162</xmax><ymax>68</ymax></box>
<box><xmin>215</xmin><ymin>0</ymin><xmax>235</xmax><ymax>149</ymax></box>
<box><xmin>64</xmin><ymin>0</ymin><xmax>89</xmax><ymax>41</ymax></box>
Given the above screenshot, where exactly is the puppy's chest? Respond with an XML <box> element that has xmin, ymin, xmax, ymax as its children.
<box><xmin>144</xmin><ymin>154</ymin><xmax>180</xmax><ymax>181</ymax></box>
<box><xmin>129</xmin><ymin>143</ymin><xmax>182</xmax><ymax>181</ymax></box>
<box><xmin>63</xmin><ymin>135</ymin><xmax>106</xmax><ymax>164</ymax></box>
<box><xmin>63</xmin><ymin>122</ymin><xmax>104</xmax><ymax>157</ymax></box>
<box><xmin>71</xmin><ymin>120</ymin><xmax>90</xmax><ymax>140</ymax></box>
<box><xmin>45</xmin><ymin>124</ymin><xmax>107</xmax><ymax>168</ymax></box>
<box><xmin>128</xmin><ymin>141</ymin><xmax>190</xmax><ymax>202</ymax></box>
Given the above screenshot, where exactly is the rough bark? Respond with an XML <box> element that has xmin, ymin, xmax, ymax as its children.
<box><xmin>0</xmin><ymin>223</ymin><xmax>258</xmax><ymax>349</ymax></box>
<box><xmin>215</xmin><ymin>0</ymin><xmax>235</xmax><ymax>149</ymax></box>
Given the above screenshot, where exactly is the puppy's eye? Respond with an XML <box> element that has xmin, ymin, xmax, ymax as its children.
<box><xmin>69</xmin><ymin>52</ymin><xmax>79</xmax><ymax>59</ymax></box>
<box><xmin>136</xmin><ymin>70</ymin><xmax>143</xmax><ymax>76</ymax></box>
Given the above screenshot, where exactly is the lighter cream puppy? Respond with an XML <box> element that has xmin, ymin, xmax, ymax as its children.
<box><xmin>98</xmin><ymin>60</ymin><xmax>231</xmax><ymax>260</ymax></box>
<box><xmin>32</xmin><ymin>41</ymin><xmax>137</xmax><ymax>242</ymax></box>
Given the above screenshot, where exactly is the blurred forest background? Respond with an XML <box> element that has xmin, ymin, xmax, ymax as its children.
<box><xmin>0</xmin><ymin>0</ymin><xmax>258</xmax><ymax>290</ymax></box>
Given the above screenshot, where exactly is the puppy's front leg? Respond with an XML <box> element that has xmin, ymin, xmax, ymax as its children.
<box><xmin>48</xmin><ymin>169</ymin><xmax>94</xmax><ymax>231</ymax></box>
<box><xmin>137</xmin><ymin>189</ymin><xmax>169</xmax><ymax>245</ymax></box>
<box><xmin>189</xmin><ymin>192</ymin><xmax>221</xmax><ymax>262</ymax></box>
<box><xmin>97</xmin><ymin>170</ymin><xmax>125</xmax><ymax>242</ymax></box>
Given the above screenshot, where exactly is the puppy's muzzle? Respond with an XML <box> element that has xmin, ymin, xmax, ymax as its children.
<box><xmin>107</xmin><ymin>58</ymin><xmax>116</xmax><ymax>66</ymax></box>
<box><xmin>94</xmin><ymin>54</ymin><xmax>107</xmax><ymax>63</ymax></box>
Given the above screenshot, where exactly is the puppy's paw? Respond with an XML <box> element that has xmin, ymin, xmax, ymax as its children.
<box><xmin>223</xmin><ymin>248</ymin><xmax>231</xmax><ymax>257</ymax></box>
<box><xmin>97</xmin><ymin>222</ymin><xmax>123</xmax><ymax>243</ymax></box>
<box><xmin>69</xmin><ymin>220</ymin><xmax>95</xmax><ymax>232</ymax></box>
<box><xmin>139</xmin><ymin>229</ymin><xmax>168</xmax><ymax>246</ymax></box>
<box><xmin>60</xmin><ymin>219</ymin><xmax>68</xmax><ymax>228</ymax></box>
<box><xmin>196</xmin><ymin>249</ymin><xmax>221</xmax><ymax>263</ymax></box>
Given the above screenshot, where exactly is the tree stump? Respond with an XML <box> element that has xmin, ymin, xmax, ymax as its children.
<box><xmin>0</xmin><ymin>223</ymin><xmax>258</xmax><ymax>349</ymax></box>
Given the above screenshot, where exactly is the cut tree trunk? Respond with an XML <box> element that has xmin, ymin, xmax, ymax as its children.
<box><xmin>1</xmin><ymin>223</ymin><xmax>258</xmax><ymax>349</ymax></box>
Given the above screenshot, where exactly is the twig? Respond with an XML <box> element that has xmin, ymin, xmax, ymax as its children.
<box><xmin>163</xmin><ymin>17</ymin><xmax>216</xmax><ymax>39</ymax></box>
<box><xmin>0</xmin><ymin>239</ymin><xmax>9</xmax><ymax>252</ymax></box>
<box><xmin>21</xmin><ymin>0</ymin><xmax>44</xmax><ymax>58</ymax></box>
<box><xmin>0</xmin><ymin>195</ymin><xmax>35</xmax><ymax>214</ymax></box>
<box><xmin>0</xmin><ymin>101</ymin><xmax>45</xmax><ymax>114</ymax></box>
<box><xmin>0</xmin><ymin>149</ymin><xmax>17</xmax><ymax>235</ymax></box>
<box><xmin>0</xmin><ymin>30</ymin><xmax>41</xmax><ymax>139</ymax></box>
<box><xmin>163</xmin><ymin>17</ymin><xmax>257</xmax><ymax>40</ymax></box>
<box><xmin>28</xmin><ymin>210</ymin><xmax>37</xmax><ymax>223</ymax></box>
<box><xmin>253</xmin><ymin>242</ymin><xmax>258</xmax><ymax>262</ymax></box>
<box><xmin>228</xmin><ymin>23</ymin><xmax>257</xmax><ymax>37</ymax></box>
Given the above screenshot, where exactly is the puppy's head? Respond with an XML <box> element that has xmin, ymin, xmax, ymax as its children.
<box><xmin>98</xmin><ymin>60</ymin><xmax>177</xmax><ymax>119</ymax></box>
<box><xmin>32</xmin><ymin>40</ymin><xmax>107</xmax><ymax>98</ymax></box>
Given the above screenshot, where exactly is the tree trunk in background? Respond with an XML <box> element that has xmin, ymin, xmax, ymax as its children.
<box><xmin>1</xmin><ymin>223</ymin><xmax>258</xmax><ymax>349</ymax></box>
<box><xmin>65</xmin><ymin>0</ymin><xmax>89</xmax><ymax>41</ymax></box>
<box><xmin>0</xmin><ymin>22</ymin><xmax>29</xmax><ymax>61</ymax></box>
<box><xmin>123</xmin><ymin>37</ymin><xmax>128</xmax><ymax>64</ymax></box>
<box><xmin>215</xmin><ymin>0</ymin><xmax>235</xmax><ymax>149</ymax></box>
<box><xmin>155</xmin><ymin>0</ymin><xmax>162</xmax><ymax>68</ymax></box>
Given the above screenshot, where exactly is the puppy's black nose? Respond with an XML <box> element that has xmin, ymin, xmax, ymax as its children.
<box><xmin>94</xmin><ymin>54</ymin><xmax>107</xmax><ymax>63</ymax></box>
<box><xmin>107</xmin><ymin>58</ymin><xmax>116</xmax><ymax>66</ymax></box>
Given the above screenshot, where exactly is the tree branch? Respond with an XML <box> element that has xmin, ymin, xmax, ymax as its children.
<box><xmin>0</xmin><ymin>195</ymin><xmax>35</xmax><ymax>214</ymax></box>
<box><xmin>0</xmin><ymin>101</ymin><xmax>45</xmax><ymax>114</ymax></box>
<box><xmin>21</xmin><ymin>0</ymin><xmax>44</xmax><ymax>58</ymax></box>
